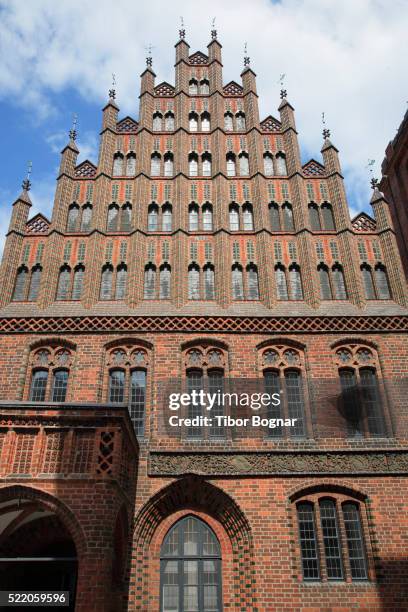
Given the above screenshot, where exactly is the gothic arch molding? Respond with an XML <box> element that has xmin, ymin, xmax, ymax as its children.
<box><xmin>256</xmin><ymin>337</ymin><xmax>306</xmax><ymax>350</ymax></box>
<box><xmin>288</xmin><ymin>480</ymin><xmax>368</xmax><ymax>503</ymax></box>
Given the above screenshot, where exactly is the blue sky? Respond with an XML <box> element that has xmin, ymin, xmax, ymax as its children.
<box><xmin>0</xmin><ymin>0</ymin><xmax>407</xmax><ymax>254</ymax></box>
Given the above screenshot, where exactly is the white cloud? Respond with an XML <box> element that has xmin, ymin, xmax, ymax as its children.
<box><xmin>0</xmin><ymin>0</ymin><xmax>408</xmax><ymax>213</ymax></box>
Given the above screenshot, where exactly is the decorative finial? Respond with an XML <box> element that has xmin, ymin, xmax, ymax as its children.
<box><xmin>366</xmin><ymin>159</ymin><xmax>376</xmax><ymax>187</ymax></box>
<box><xmin>371</xmin><ymin>177</ymin><xmax>379</xmax><ymax>189</ymax></box>
<box><xmin>145</xmin><ymin>44</ymin><xmax>153</xmax><ymax>67</ymax></box>
<box><xmin>211</xmin><ymin>17</ymin><xmax>217</xmax><ymax>40</ymax></box>
<box><xmin>179</xmin><ymin>16</ymin><xmax>185</xmax><ymax>40</ymax></box>
<box><xmin>109</xmin><ymin>73</ymin><xmax>116</xmax><ymax>101</ymax></box>
<box><xmin>22</xmin><ymin>161</ymin><xmax>32</xmax><ymax>191</ymax></box>
<box><xmin>243</xmin><ymin>42</ymin><xmax>250</xmax><ymax>66</ymax></box>
<box><xmin>69</xmin><ymin>113</ymin><xmax>77</xmax><ymax>141</ymax></box>
<box><xmin>279</xmin><ymin>73</ymin><xmax>286</xmax><ymax>99</ymax></box>
<box><xmin>322</xmin><ymin>112</ymin><xmax>330</xmax><ymax>139</ymax></box>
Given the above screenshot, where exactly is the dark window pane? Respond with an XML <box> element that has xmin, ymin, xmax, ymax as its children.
<box><xmin>187</xmin><ymin>371</ymin><xmax>203</xmax><ymax>438</ymax></box>
<box><xmin>56</xmin><ymin>267</ymin><xmax>71</xmax><ymax>300</ymax></box>
<box><xmin>144</xmin><ymin>266</ymin><xmax>156</xmax><ymax>299</ymax></box>
<box><xmin>321</xmin><ymin>204</ymin><xmax>335</xmax><ymax>230</ymax></box>
<box><xmin>115</xmin><ymin>266</ymin><xmax>127</xmax><ymax>300</ymax></box>
<box><xmin>30</xmin><ymin>370</ymin><xmax>48</xmax><ymax>401</ymax></box>
<box><xmin>332</xmin><ymin>266</ymin><xmax>347</xmax><ymax>300</ymax></box>
<box><xmin>309</xmin><ymin>205</ymin><xmax>321</xmax><ymax>230</ymax></box>
<box><xmin>319</xmin><ymin>499</ymin><xmax>343</xmax><ymax>580</ymax></box>
<box><xmin>375</xmin><ymin>266</ymin><xmax>391</xmax><ymax>299</ymax></box>
<box><xmin>264</xmin><ymin>371</ymin><xmax>282</xmax><ymax>438</ymax></box>
<box><xmin>362</xmin><ymin>266</ymin><xmax>376</xmax><ymax>300</ymax></box>
<box><xmin>12</xmin><ymin>267</ymin><xmax>29</xmax><ymax>301</ymax></box>
<box><xmin>297</xmin><ymin>503</ymin><xmax>320</xmax><ymax>580</ymax></box>
<box><xmin>52</xmin><ymin>370</ymin><xmax>68</xmax><ymax>402</ymax></box>
<box><xmin>339</xmin><ymin>369</ymin><xmax>363</xmax><ymax>438</ymax></box>
<box><xmin>72</xmin><ymin>267</ymin><xmax>84</xmax><ymax>300</ymax></box>
<box><xmin>28</xmin><ymin>266</ymin><xmax>42</xmax><ymax>301</ymax></box>
<box><xmin>269</xmin><ymin>204</ymin><xmax>281</xmax><ymax>231</ymax></box>
<box><xmin>285</xmin><ymin>371</ymin><xmax>305</xmax><ymax>437</ymax></box>
<box><xmin>130</xmin><ymin>370</ymin><xmax>146</xmax><ymax>436</ymax></box>
<box><xmin>343</xmin><ymin>503</ymin><xmax>368</xmax><ymax>580</ymax></box>
<box><xmin>319</xmin><ymin>267</ymin><xmax>332</xmax><ymax>300</ymax></box>
<box><xmin>360</xmin><ymin>369</ymin><xmax>386</xmax><ymax>437</ymax></box>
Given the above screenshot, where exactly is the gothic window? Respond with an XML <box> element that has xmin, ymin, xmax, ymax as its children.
<box><xmin>224</xmin><ymin>112</ymin><xmax>233</xmax><ymax>131</ymax></box>
<box><xmin>107</xmin><ymin>204</ymin><xmax>119</xmax><ymax>231</ymax></box>
<box><xmin>72</xmin><ymin>265</ymin><xmax>84</xmax><ymax>300</ymax></box>
<box><xmin>232</xmin><ymin>263</ymin><xmax>244</xmax><ymax>300</ymax></box>
<box><xmin>236</xmin><ymin>112</ymin><xmax>246</xmax><ymax>131</ymax></box>
<box><xmin>189</xmin><ymin>153</ymin><xmax>199</xmax><ymax>176</ymax></box>
<box><xmin>332</xmin><ymin>264</ymin><xmax>347</xmax><ymax>299</ymax></box>
<box><xmin>374</xmin><ymin>264</ymin><xmax>391</xmax><ymax>299</ymax></box>
<box><xmin>160</xmin><ymin>516</ymin><xmax>222</xmax><ymax>612</ymax></box>
<box><xmin>226</xmin><ymin>152</ymin><xmax>236</xmax><ymax>177</ymax></box>
<box><xmin>30</xmin><ymin>370</ymin><xmax>48</xmax><ymax>401</ymax></box>
<box><xmin>202</xmin><ymin>204</ymin><xmax>213</xmax><ymax>231</ymax></box>
<box><xmin>153</xmin><ymin>112</ymin><xmax>163</xmax><ymax>131</ymax></box>
<box><xmin>148</xmin><ymin>204</ymin><xmax>159</xmax><ymax>231</ymax></box>
<box><xmin>100</xmin><ymin>264</ymin><xmax>113</xmax><ymax>300</ymax></box>
<box><xmin>28</xmin><ymin>345</ymin><xmax>74</xmax><ymax>403</ymax></box>
<box><xmin>161</xmin><ymin>153</ymin><xmax>173</xmax><ymax>178</ymax></box>
<box><xmin>239</xmin><ymin>152</ymin><xmax>250</xmax><ymax>176</ymax></box>
<box><xmin>115</xmin><ymin>264</ymin><xmax>127</xmax><ymax>300</ymax></box>
<box><xmin>144</xmin><ymin>264</ymin><xmax>156</xmax><ymax>299</ymax></box>
<box><xmin>162</xmin><ymin>204</ymin><xmax>172</xmax><ymax>231</ymax></box>
<box><xmin>151</xmin><ymin>153</ymin><xmax>161</xmax><ymax>177</ymax></box>
<box><xmin>67</xmin><ymin>204</ymin><xmax>79</xmax><ymax>232</ymax></box>
<box><xmin>199</xmin><ymin>79</ymin><xmax>210</xmax><ymax>94</ymax></box>
<box><xmin>164</xmin><ymin>111</ymin><xmax>175</xmax><ymax>131</ymax></box>
<box><xmin>275</xmin><ymin>264</ymin><xmax>288</xmax><ymax>300</ymax></box>
<box><xmin>361</xmin><ymin>264</ymin><xmax>375</xmax><ymax>300</ymax></box>
<box><xmin>289</xmin><ymin>264</ymin><xmax>303</xmax><ymax>300</ymax></box>
<box><xmin>229</xmin><ymin>204</ymin><xmax>239</xmax><ymax>231</ymax></box>
<box><xmin>109</xmin><ymin>369</ymin><xmax>125</xmax><ymax>403</ymax></box>
<box><xmin>189</xmin><ymin>79</ymin><xmax>198</xmax><ymax>94</ymax></box>
<box><xmin>189</xmin><ymin>204</ymin><xmax>199</xmax><ymax>231</ymax></box>
<box><xmin>51</xmin><ymin>369</ymin><xmax>69</xmax><ymax>402</ymax></box>
<box><xmin>159</xmin><ymin>263</ymin><xmax>171</xmax><ymax>299</ymax></box>
<box><xmin>242</xmin><ymin>204</ymin><xmax>254</xmax><ymax>230</ymax></box>
<box><xmin>263</xmin><ymin>152</ymin><xmax>274</xmax><ymax>176</ymax></box>
<box><xmin>309</xmin><ymin>204</ymin><xmax>321</xmax><ymax>230</ymax></box>
<box><xmin>56</xmin><ymin>265</ymin><xmax>71</xmax><ymax>300</ymax></box>
<box><xmin>203</xmin><ymin>264</ymin><xmax>215</xmax><ymax>300</ymax></box>
<box><xmin>126</xmin><ymin>152</ymin><xmax>136</xmax><ymax>176</ymax></box>
<box><xmin>189</xmin><ymin>112</ymin><xmax>199</xmax><ymax>132</ymax></box>
<box><xmin>113</xmin><ymin>152</ymin><xmax>124</xmax><ymax>176</ymax></box>
<box><xmin>27</xmin><ymin>265</ymin><xmax>42</xmax><ymax>301</ymax></box>
<box><xmin>247</xmin><ymin>264</ymin><xmax>260</xmax><ymax>300</ymax></box>
<box><xmin>129</xmin><ymin>370</ymin><xmax>146</xmax><ymax>436</ymax></box>
<box><xmin>282</xmin><ymin>203</ymin><xmax>294</xmax><ymax>231</ymax></box>
<box><xmin>121</xmin><ymin>203</ymin><xmax>132</xmax><ymax>231</ymax></box>
<box><xmin>318</xmin><ymin>264</ymin><xmax>332</xmax><ymax>300</ymax></box>
<box><xmin>269</xmin><ymin>203</ymin><xmax>281</xmax><ymax>231</ymax></box>
<box><xmin>188</xmin><ymin>264</ymin><xmax>200</xmax><ymax>300</ymax></box>
<box><xmin>201</xmin><ymin>112</ymin><xmax>210</xmax><ymax>132</ymax></box>
<box><xmin>12</xmin><ymin>266</ymin><xmax>28</xmax><ymax>301</ymax></box>
<box><xmin>275</xmin><ymin>152</ymin><xmax>287</xmax><ymax>176</ymax></box>
<box><xmin>202</xmin><ymin>152</ymin><xmax>211</xmax><ymax>177</ymax></box>
<box><xmin>80</xmin><ymin>204</ymin><xmax>92</xmax><ymax>232</ymax></box>
<box><xmin>321</xmin><ymin>203</ymin><xmax>335</xmax><ymax>230</ymax></box>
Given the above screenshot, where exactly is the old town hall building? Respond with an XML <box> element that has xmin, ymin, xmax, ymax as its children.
<box><xmin>0</xmin><ymin>28</ymin><xmax>408</xmax><ymax>611</ymax></box>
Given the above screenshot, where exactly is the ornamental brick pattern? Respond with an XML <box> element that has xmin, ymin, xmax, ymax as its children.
<box><xmin>0</xmin><ymin>31</ymin><xmax>408</xmax><ymax>612</ymax></box>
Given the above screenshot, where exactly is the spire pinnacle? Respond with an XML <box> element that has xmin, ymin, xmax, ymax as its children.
<box><xmin>179</xmin><ymin>16</ymin><xmax>186</xmax><ymax>40</ymax></box>
<box><xmin>145</xmin><ymin>44</ymin><xmax>153</xmax><ymax>67</ymax></box>
<box><xmin>371</xmin><ymin>177</ymin><xmax>379</xmax><ymax>190</ymax></box>
<box><xmin>69</xmin><ymin>113</ymin><xmax>77</xmax><ymax>141</ymax></box>
<box><xmin>211</xmin><ymin>17</ymin><xmax>217</xmax><ymax>40</ymax></box>
<box><xmin>109</xmin><ymin>73</ymin><xmax>116</xmax><ymax>101</ymax></box>
<box><xmin>279</xmin><ymin>73</ymin><xmax>287</xmax><ymax>99</ymax></box>
<box><xmin>22</xmin><ymin>161</ymin><xmax>32</xmax><ymax>192</ymax></box>
<box><xmin>322</xmin><ymin>112</ymin><xmax>330</xmax><ymax>139</ymax></box>
<box><xmin>243</xmin><ymin>42</ymin><xmax>250</xmax><ymax>67</ymax></box>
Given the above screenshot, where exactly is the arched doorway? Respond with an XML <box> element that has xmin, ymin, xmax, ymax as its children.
<box><xmin>0</xmin><ymin>498</ymin><xmax>77</xmax><ymax>611</ymax></box>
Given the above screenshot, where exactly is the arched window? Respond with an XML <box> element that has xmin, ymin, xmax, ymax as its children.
<box><xmin>189</xmin><ymin>153</ymin><xmax>199</xmax><ymax>177</ymax></box>
<box><xmin>199</xmin><ymin>79</ymin><xmax>209</xmax><ymax>94</ymax></box>
<box><xmin>115</xmin><ymin>264</ymin><xmax>127</xmax><ymax>300</ymax></box>
<box><xmin>162</xmin><ymin>204</ymin><xmax>172</xmax><ymax>232</ymax></box>
<box><xmin>164</xmin><ymin>152</ymin><xmax>174</xmax><ymax>177</ymax></box>
<box><xmin>375</xmin><ymin>264</ymin><xmax>391</xmax><ymax>299</ymax></box>
<box><xmin>113</xmin><ymin>153</ymin><xmax>124</xmax><ymax>176</ymax></box>
<box><xmin>144</xmin><ymin>264</ymin><xmax>156</xmax><ymax>299</ymax></box>
<box><xmin>126</xmin><ymin>152</ymin><xmax>136</xmax><ymax>176</ymax></box>
<box><xmin>189</xmin><ymin>204</ymin><xmax>199</xmax><ymax>231</ymax></box>
<box><xmin>151</xmin><ymin>153</ymin><xmax>161</xmax><ymax>177</ymax></box>
<box><xmin>109</xmin><ymin>369</ymin><xmax>125</xmax><ymax>403</ymax></box>
<box><xmin>160</xmin><ymin>516</ymin><xmax>222</xmax><ymax>612</ymax></box>
<box><xmin>188</xmin><ymin>264</ymin><xmax>200</xmax><ymax>300</ymax></box>
<box><xmin>318</xmin><ymin>264</ymin><xmax>332</xmax><ymax>300</ymax></box>
<box><xmin>28</xmin><ymin>265</ymin><xmax>42</xmax><ymax>301</ymax></box>
<box><xmin>56</xmin><ymin>265</ymin><xmax>71</xmax><ymax>300</ymax></box>
<box><xmin>321</xmin><ymin>203</ymin><xmax>335</xmax><ymax>230</ymax></box>
<box><xmin>289</xmin><ymin>264</ymin><xmax>303</xmax><ymax>300</ymax></box>
<box><xmin>51</xmin><ymin>369</ymin><xmax>68</xmax><ymax>402</ymax></box>
<box><xmin>263</xmin><ymin>153</ymin><xmax>274</xmax><ymax>176</ymax></box>
<box><xmin>107</xmin><ymin>204</ymin><xmax>119</xmax><ymax>231</ymax></box>
<box><xmin>224</xmin><ymin>112</ymin><xmax>233</xmax><ymax>131</ymax></box>
<box><xmin>236</xmin><ymin>112</ymin><xmax>246</xmax><ymax>131</ymax></box>
<box><xmin>332</xmin><ymin>264</ymin><xmax>347</xmax><ymax>299</ymax></box>
<box><xmin>80</xmin><ymin>204</ymin><xmax>92</xmax><ymax>232</ymax></box>
<box><xmin>201</xmin><ymin>112</ymin><xmax>210</xmax><ymax>132</ymax></box>
<box><xmin>242</xmin><ymin>204</ymin><xmax>254</xmax><ymax>230</ymax></box>
<box><xmin>100</xmin><ymin>264</ymin><xmax>113</xmax><ymax>300</ymax></box>
<box><xmin>239</xmin><ymin>152</ymin><xmax>249</xmax><ymax>176</ymax></box>
<box><xmin>189</xmin><ymin>112</ymin><xmax>198</xmax><ymax>132</ymax></box>
<box><xmin>275</xmin><ymin>152</ymin><xmax>287</xmax><ymax>176</ymax></box>
<box><xmin>130</xmin><ymin>370</ymin><xmax>146</xmax><ymax>435</ymax></box>
<box><xmin>202</xmin><ymin>204</ymin><xmax>213</xmax><ymax>231</ymax></box>
<box><xmin>203</xmin><ymin>264</ymin><xmax>215</xmax><ymax>300</ymax></box>
<box><xmin>121</xmin><ymin>203</ymin><xmax>132</xmax><ymax>231</ymax></box>
<box><xmin>361</xmin><ymin>264</ymin><xmax>375</xmax><ymax>300</ymax></box>
<box><xmin>269</xmin><ymin>203</ymin><xmax>281</xmax><ymax>231</ymax></box>
<box><xmin>202</xmin><ymin>153</ymin><xmax>211</xmax><ymax>177</ymax></box>
<box><xmin>229</xmin><ymin>204</ymin><xmax>239</xmax><ymax>231</ymax></box>
<box><xmin>275</xmin><ymin>264</ymin><xmax>288</xmax><ymax>300</ymax></box>
<box><xmin>159</xmin><ymin>263</ymin><xmax>171</xmax><ymax>299</ymax></box>
<box><xmin>232</xmin><ymin>263</ymin><xmax>244</xmax><ymax>300</ymax></box>
<box><xmin>153</xmin><ymin>112</ymin><xmax>163</xmax><ymax>131</ymax></box>
<box><xmin>247</xmin><ymin>264</ymin><xmax>260</xmax><ymax>300</ymax></box>
<box><xmin>30</xmin><ymin>370</ymin><xmax>48</xmax><ymax>401</ymax></box>
<box><xmin>67</xmin><ymin>204</ymin><xmax>79</xmax><ymax>232</ymax></box>
<box><xmin>282</xmin><ymin>203</ymin><xmax>294</xmax><ymax>231</ymax></box>
<box><xmin>226</xmin><ymin>152</ymin><xmax>236</xmax><ymax>177</ymax></box>
<box><xmin>189</xmin><ymin>79</ymin><xmax>198</xmax><ymax>95</ymax></box>
<box><xmin>164</xmin><ymin>112</ymin><xmax>174</xmax><ymax>131</ymax></box>
<box><xmin>72</xmin><ymin>265</ymin><xmax>84</xmax><ymax>300</ymax></box>
<box><xmin>148</xmin><ymin>204</ymin><xmax>159</xmax><ymax>231</ymax></box>
<box><xmin>308</xmin><ymin>204</ymin><xmax>321</xmax><ymax>230</ymax></box>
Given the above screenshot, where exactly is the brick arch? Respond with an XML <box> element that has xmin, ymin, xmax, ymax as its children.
<box><xmin>288</xmin><ymin>481</ymin><xmax>368</xmax><ymax>503</ymax></box>
<box><xmin>330</xmin><ymin>337</ymin><xmax>379</xmax><ymax>350</ymax></box>
<box><xmin>180</xmin><ymin>337</ymin><xmax>230</xmax><ymax>351</ymax></box>
<box><xmin>104</xmin><ymin>337</ymin><xmax>153</xmax><ymax>350</ymax></box>
<box><xmin>256</xmin><ymin>337</ymin><xmax>306</xmax><ymax>350</ymax></box>
<box><xmin>132</xmin><ymin>476</ymin><xmax>256</xmax><ymax>610</ymax></box>
<box><xmin>29</xmin><ymin>337</ymin><xmax>77</xmax><ymax>351</ymax></box>
<box><xmin>0</xmin><ymin>484</ymin><xmax>87</xmax><ymax>556</ymax></box>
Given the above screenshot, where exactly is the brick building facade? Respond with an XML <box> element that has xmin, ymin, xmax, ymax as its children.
<box><xmin>0</xmin><ymin>29</ymin><xmax>408</xmax><ymax>611</ymax></box>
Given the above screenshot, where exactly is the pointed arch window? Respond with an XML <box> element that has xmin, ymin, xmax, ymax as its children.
<box><xmin>144</xmin><ymin>264</ymin><xmax>156</xmax><ymax>299</ymax></box>
<box><xmin>125</xmin><ymin>152</ymin><xmax>136</xmax><ymax>176</ymax></box>
<box><xmin>164</xmin><ymin>152</ymin><xmax>174</xmax><ymax>177</ymax></box>
<box><xmin>289</xmin><ymin>264</ymin><xmax>303</xmax><ymax>300</ymax></box>
<box><xmin>229</xmin><ymin>204</ymin><xmax>239</xmax><ymax>231</ymax></box>
<box><xmin>189</xmin><ymin>153</ymin><xmax>199</xmax><ymax>177</ymax></box>
<box><xmin>148</xmin><ymin>204</ymin><xmax>159</xmax><ymax>231</ymax></box>
<box><xmin>239</xmin><ymin>152</ymin><xmax>249</xmax><ymax>176</ymax></box>
<box><xmin>80</xmin><ymin>204</ymin><xmax>92</xmax><ymax>232</ymax></box>
<box><xmin>309</xmin><ymin>204</ymin><xmax>321</xmax><ymax>230</ymax></box>
<box><xmin>109</xmin><ymin>369</ymin><xmax>125</xmax><ymax>403</ymax></box>
<box><xmin>115</xmin><ymin>264</ymin><xmax>127</xmax><ymax>300</ymax></box>
<box><xmin>361</xmin><ymin>264</ymin><xmax>375</xmax><ymax>300</ymax></box>
<box><xmin>30</xmin><ymin>370</ymin><xmax>48</xmax><ymax>402</ymax></box>
<box><xmin>153</xmin><ymin>112</ymin><xmax>163</xmax><ymax>131</ymax></box>
<box><xmin>247</xmin><ymin>264</ymin><xmax>260</xmax><ymax>300</ymax></box>
<box><xmin>224</xmin><ymin>112</ymin><xmax>233</xmax><ymax>131</ymax></box>
<box><xmin>203</xmin><ymin>264</ymin><xmax>215</xmax><ymax>300</ymax></box>
<box><xmin>151</xmin><ymin>153</ymin><xmax>161</xmax><ymax>177</ymax></box>
<box><xmin>226</xmin><ymin>153</ymin><xmax>236</xmax><ymax>177</ymax></box>
<box><xmin>189</xmin><ymin>112</ymin><xmax>198</xmax><ymax>132</ymax></box>
<box><xmin>275</xmin><ymin>152</ymin><xmax>287</xmax><ymax>176</ymax></box>
<box><xmin>232</xmin><ymin>264</ymin><xmax>244</xmax><ymax>300</ymax></box>
<box><xmin>189</xmin><ymin>79</ymin><xmax>198</xmax><ymax>94</ymax></box>
<box><xmin>164</xmin><ymin>112</ymin><xmax>174</xmax><ymax>131</ymax></box>
<box><xmin>318</xmin><ymin>264</ymin><xmax>332</xmax><ymax>300</ymax></box>
<box><xmin>12</xmin><ymin>266</ymin><xmax>29</xmax><ymax>301</ymax></box>
<box><xmin>189</xmin><ymin>204</ymin><xmax>199</xmax><ymax>231</ymax></box>
<box><xmin>107</xmin><ymin>204</ymin><xmax>119</xmax><ymax>231</ymax></box>
<box><xmin>321</xmin><ymin>203</ymin><xmax>335</xmax><ymax>230</ymax></box>
<box><xmin>236</xmin><ymin>112</ymin><xmax>246</xmax><ymax>131</ymax></box>
<box><xmin>202</xmin><ymin>204</ymin><xmax>213</xmax><ymax>231</ymax></box>
<box><xmin>121</xmin><ymin>203</ymin><xmax>132</xmax><ymax>231</ymax></box>
<box><xmin>67</xmin><ymin>204</ymin><xmax>79</xmax><ymax>232</ymax></box>
<box><xmin>202</xmin><ymin>153</ymin><xmax>211</xmax><ymax>177</ymax></box>
<box><xmin>28</xmin><ymin>265</ymin><xmax>42</xmax><ymax>301</ymax></box>
<box><xmin>188</xmin><ymin>264</ymin><xmax>200</xmax><ymax>300</ymax></box>
<box><xmin>113</xmin><ymin>153</ymin><xmax>124</xmax><ymax>176</ymax></box>
<box><xmin>56</xmin><ymin>265</ymin><xmax>71</xmax><ymax>300</ymax></box>
<box><xmin>159</xmin><ymin>263</ymin><xmax>171</xmax><ymax>299</ymax></box>
<box><xmin>282</xmin><ymin>203</ymin><xmax>294</xmax><ymax>231</ymax></box>
<box><xmin>375</xmin><ymin>264</ymin><xmax>391</xmax><ymax>299</ymax></box>
<box><xmin>201</xmin><ymin>112</ymin><xmax>210</xmax><ymax>132</ymax></box>
<box><xmin>263</xmin><ymin>152</ymin><xmax>274</xmax><ymax>176</ymax></box>
<box><xmin>269</xmin><ymin>203</ymin><xmax>281</xmax><ymax>231</ymax></box>
<box><xmin>275</xmin><ymin>264</ymin><xmax>288</xmax><ymax>300</ymax></box>
<box><xmin>162</xmin><ymin>204</ymin><xmax>172</xmax><ymax>232</ymax></box>
<box><xmin>72</xmin><ymin>265</ymin><xmax>84</xmax><ymax>300</ymax></box>
<box><xmin>100</xmin><ymin>264</ymin><xmax>113</xmax><ymax>300</ymax></box>
<box><xmin>199</xmin><ymin>79</ymin><xmax>210</xmax><ymax>94</ymax></box>
<box><xmin>332</xmin><ymin>264</ymin><xmax>347</xmax><ymax>299</ymax></box>
<box><xmin>242</xmin><ymin>204</ymin><xmax>254</xmax><ymax>230</ymax></box>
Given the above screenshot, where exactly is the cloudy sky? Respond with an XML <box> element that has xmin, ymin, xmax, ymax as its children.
<box><xmin>0</xmin><ymin>0</ymin><xmax>407</xmax><ymax>253</ymax></box>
